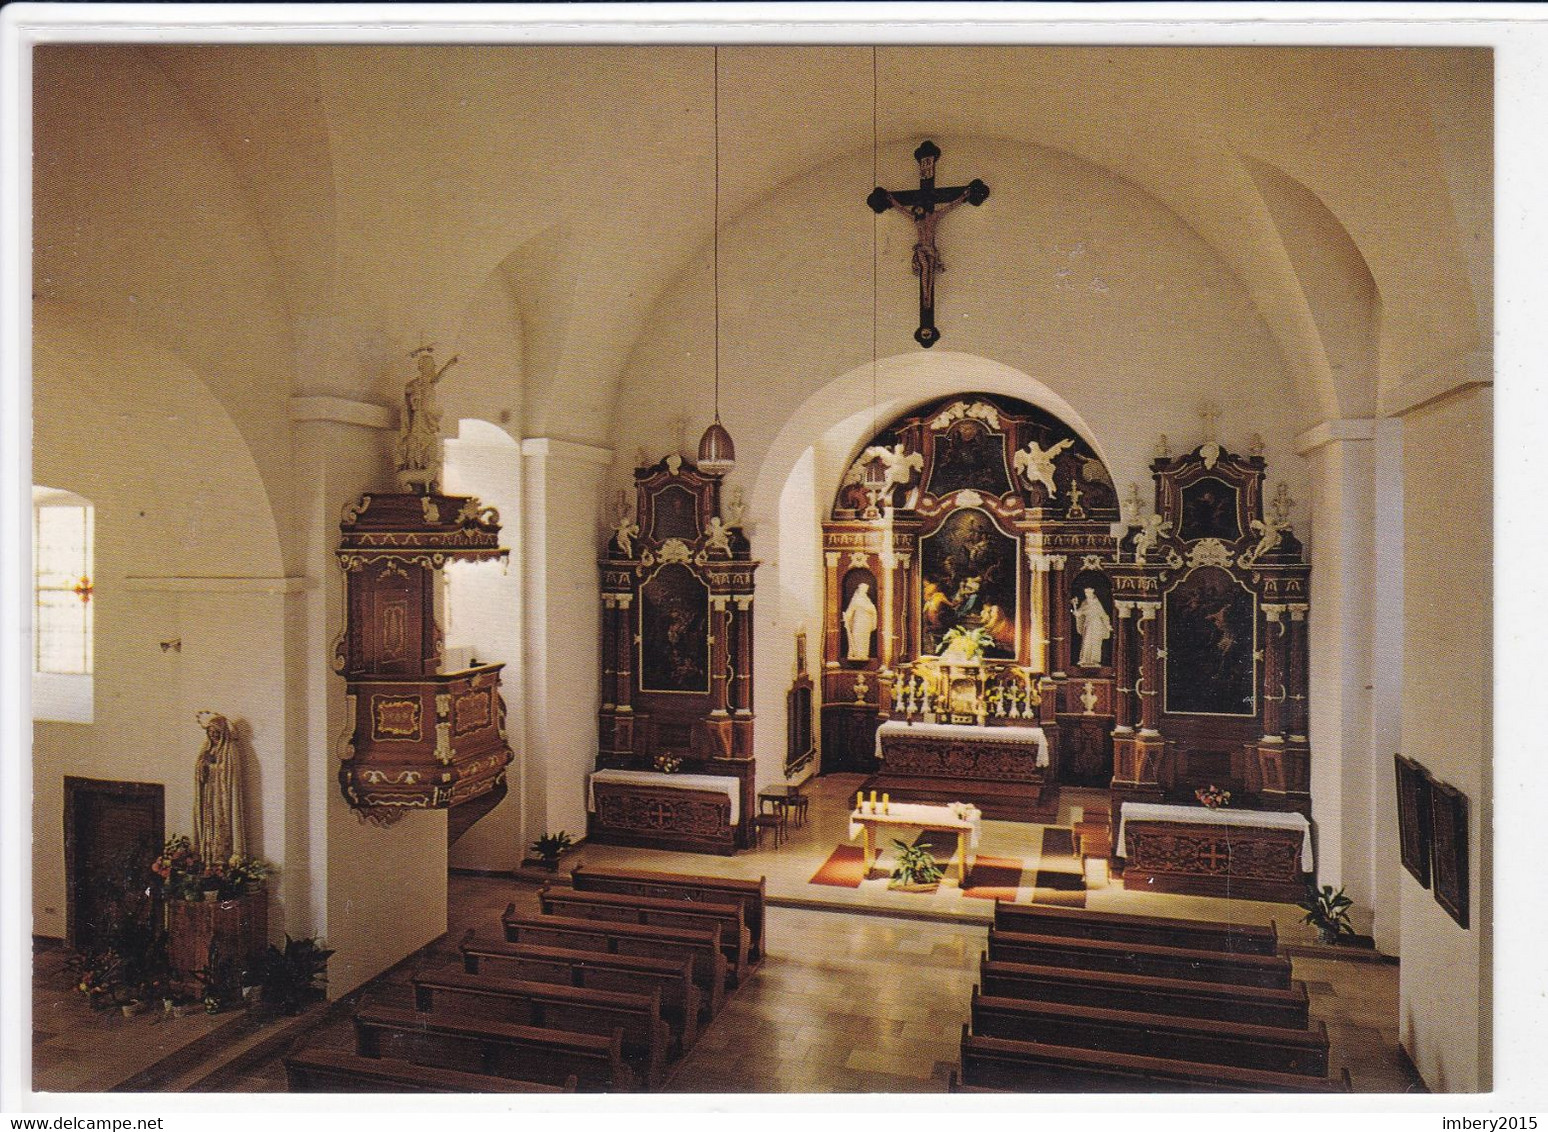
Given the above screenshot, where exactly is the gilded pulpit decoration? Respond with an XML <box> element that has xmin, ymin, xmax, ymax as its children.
<box><xmin>335</xmin><ymin>484</ymin><xmax>512</xmax><ymax>815</ymax></box>
<box><xmin>867</xmin><ymin>140</ymin><xmax>989</xmax><ymax>347</ymax></box>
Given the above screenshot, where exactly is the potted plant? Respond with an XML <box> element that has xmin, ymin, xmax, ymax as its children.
<box><xmin>528</xmin><ymin>831</ymin><xmax>573</xmax><ymax>872</ymax></box>
<box><xmin>1298</xmin><ymin>881</ymin><xmax>1356</xmax><ymax>944</ymax></box>
<box><xmin>248</xmin><ymin>935</ymin><xmax>334</xmax><ymax>1016</ymax></box>
<box><xmin>887</xmin><ymin>838</ymin><xmax>944</xmax><ymax>892</ymax></box>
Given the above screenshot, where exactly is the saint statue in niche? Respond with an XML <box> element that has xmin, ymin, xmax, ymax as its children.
<box><xmin>842</xmin><ymin>582</ymin><xmax>878</xmax><ymax>662</ymax></box>
<box><xmin>395</xmin><ymin>347</ymin><xmax>458</xmax><ymax>491</ymax></box>
<box><xmin>194</xmin><ymin>711</ymin><xmax>246</xmax><ymax>866</ymax></box>
<box><xmin>1071</xmin><ymin>587</ymin><xmax>1112</xmax><ymax>668</ymax></box>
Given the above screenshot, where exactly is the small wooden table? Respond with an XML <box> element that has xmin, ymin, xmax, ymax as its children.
<box><xmin>848</xmin><ymin>802</ymin><xmax>982</xmax><ymax>885</ymax></box>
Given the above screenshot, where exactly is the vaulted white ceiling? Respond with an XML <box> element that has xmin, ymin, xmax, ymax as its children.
<box><xmin>35</xmin><ymin>44</ymin><xmax>1489</xmax><ymax>448</ymax></box>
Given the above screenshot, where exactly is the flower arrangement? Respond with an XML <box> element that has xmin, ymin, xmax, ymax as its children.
<box><xmin>938</xmin><ymin>625</ymin><xmax>994</xmax><ymax>662</ymax></box>
<box><xmin>150</xmin><ymin>835</ymin><xmax>205</xmax><ymax>901</ymax></box>
<box><xmin>653</xmin><ymin>755</ymin><xmax>682</xmax><ymax>774</ymax></box>
<box><xmin>221</xmin><ymin>854</ymin><xmax>273</xmax><ymax>899</ymax></box>
<box><xmin>68</xmin><ymin>948</ymin><xmax>126</xmax><ymax>1008</ymax></box>
<box><xmin>1195</xmin><ymin>784</ymin><xmax>1232</xmax><ymax>809</ymax></box>
<box><xmin>150</xmin><ymin>836</ymin><xmax>272</xmax><ymax>901</ymax></box>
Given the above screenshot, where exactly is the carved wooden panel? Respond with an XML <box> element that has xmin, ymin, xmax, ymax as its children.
<box><xmin>879</xmin><ymin>735</ymin><xmax>1043</xmax><ymax>784</ymax></box>
<box><xmin>1121</xmin><ymin>820</ymin><xmax>1306</xmax><ymax>902</ymax></box>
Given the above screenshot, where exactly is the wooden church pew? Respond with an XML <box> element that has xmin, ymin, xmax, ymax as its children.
<box><xmin>970</xmin><ymin>988</ymin><xmax>1330</xmax><ymax>1077</ymax></box>
<box><xmin>992</xmin><ymin>902</ymin><xmax>1279</xmax><ymax>956</ymax></box>
<box><xmin>986</xmin><ymin>928</ymin><xmax>1293</xmax><ymax>989</ymax></box>
<box><xmin>412</xmin><ymin>965</ymin><xmax>674</xmax><ymax>1088</ymax></box>
<box><xmin>569</xmin><ymin>865</ymin><xmax>768</xmax><ymax>964</ymax></box>
<box><xmin>460</xmin><ymin>931</ymin><xmax>703</xmax><ymax>1043</ymax></box>
<box><xmin>285</xmin><ymin>1048</ymin><xmax>577</xmax><ymax>1093</ymax></box>
<box><xmin>502</xmin><ymin>906</ymin><xmax>727</xmax><ymax>1014</ymax></box>
<box><xmin>538</xmin><ymin>884</ymin><xmax>751</xmax><ymax>984</ymax></box>
<box><xmin>353</xmin><ymin>1004</ymin><xmax>635</xmax><ymax>1092</ymax></box>
<box><xmin>978</xmin><ymin>955</ymin><xmax>1311</xmax><ymax>1030</ymax></box>
<box><xmin>959</xmin><ymin>1027</ymin><xmax>1351</xmax><ymax>1094</ymax></box>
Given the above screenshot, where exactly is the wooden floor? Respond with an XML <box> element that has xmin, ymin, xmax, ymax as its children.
<box><xmin>30</xmin><ymin>774</ymin><xmax>1424</xmax><ymax>1095</ymax></box>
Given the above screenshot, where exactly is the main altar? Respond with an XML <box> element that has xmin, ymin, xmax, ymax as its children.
<box><xmin>817</xmin><ymin>395</ymin><xmax>1318</xmax><ymax>899</ymax></box>
<box><xmin>820</xmin><ymin>394</ymin><xmax>1118</xmax><ymax>812</ymax></box>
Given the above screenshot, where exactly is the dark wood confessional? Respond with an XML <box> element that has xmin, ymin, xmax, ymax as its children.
<box><xmin>594</xmin><ymin>455</ymin><xmax>759</xmax><ymax>853</ymax></box>
<box><xmin>335</xmin><ymin>492</ymin><xmax>513</xmax><ymax>815</ymax></box>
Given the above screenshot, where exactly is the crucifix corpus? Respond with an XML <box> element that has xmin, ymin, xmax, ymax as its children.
<box><xmin>868</xmin><ymin>139</ymin><xmax>989</xmax><ymax>348</ymax></box>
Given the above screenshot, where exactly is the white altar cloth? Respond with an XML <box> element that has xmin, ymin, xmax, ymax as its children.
<box><xmin>1117</xmin><ymin>802</ymin><xmax>1313</xmax><ymax>871</ymax></box>
<box><xmin>587</xmin><ymin>769</ymin><xmax>741</xmax><ymax>825</ymax></box>
<box><xmin>874</xmin><ymin>719</ymin><xmax>1049</xmax><ymax>768</ymax></box>
<box><xmin>848</xmin><ymin>801</ymin><xmax>983</xmax><ymax>883</ymax></box>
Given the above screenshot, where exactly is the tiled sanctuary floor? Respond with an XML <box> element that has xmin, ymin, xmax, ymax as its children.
<box><xmin>32</xmin><ymin>774</ymin><xmax>1424</xmax><ymax>1095</ymax></box>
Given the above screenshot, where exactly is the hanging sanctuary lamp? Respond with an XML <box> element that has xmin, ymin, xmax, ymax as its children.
<box><xmin>697</xmin><ymin>46</ymin><xmax>736</xmax><ymax>477</ymax></box>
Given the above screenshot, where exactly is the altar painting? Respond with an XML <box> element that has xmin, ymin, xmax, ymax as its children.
<box><xmin>925</xmin><ymin>417</ymin><xmax>1014</xmax><ymax>498</ymax></box>
<box><xmin>1178</xmin><ymin>476</ymin><xmax>1242</xmax><ymax>543</ymax></box>
<box><xmin>1163</xmin><ymin>565</ymin><xmax>1256</xmax><ymax>716</ymax></box>
<box><xmin>639</xmin><ymin>563</ymin><xmax>710</xmax><ymax>693</ymax></box>
<box><xmin>920</xmin><ymin>508</ymin><xmax>1018</xmax><ymax>659</ymax></box>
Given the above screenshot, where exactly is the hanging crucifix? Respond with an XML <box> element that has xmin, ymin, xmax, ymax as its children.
<box><xmin>867</xmin><ymin>140</ymin><xmax>989</xmax><ymax>348</ymax></box>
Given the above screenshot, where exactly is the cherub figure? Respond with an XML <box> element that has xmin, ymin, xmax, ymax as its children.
<box><xmin>611</xmin><ymin>514</ymin><xmax>640</xmax><ymax>558</ymax></box>
<box><xmin>1239</xmin><ymin>516</ymin><xmax>1286</xmax><ymax>566</ymax></box>
<box><xmin>704</xmin><ymin>516</ymin><xmax>733</xmax><ymax>556</ymax></box>
<box><xmin>1132</xmin><ymin>513</ymin><xmax>1173</xmax><ymax>563</ymax></box>
<box><xmin>864</xmin><ymin>442</ymin><xmax>925</xmax><ymax>495</ymax></box>
<box><xmin>1014</xmin><ymin>437</ymin><xmax>1075</xmax><ymax>497</ymax></box>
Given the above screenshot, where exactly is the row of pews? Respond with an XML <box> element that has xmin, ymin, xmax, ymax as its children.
<box><xmin>285</xmin><ymin>865</ymin><xmax>766</xmax><ymax>1093</ymax></box>
<box><xmin>951</xmin><ymin>903</ymin><xmax>1353</xmax><ymax>1093</ymax></box>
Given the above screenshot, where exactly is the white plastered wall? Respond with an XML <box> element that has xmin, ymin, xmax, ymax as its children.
<box><xmin>609</xmin><ymin>138</ymin><xmax>1311</xmax><ymax>792</ymax></box>
<box><xmin>1396</xmin><ymin>382</ymin><xmax>1491</xmax><ymax>1092</ymax></box>
<box><xmin>30</xmin><ymin>315</ymin><xmax>295</xmax><ymax>942</ymax></box>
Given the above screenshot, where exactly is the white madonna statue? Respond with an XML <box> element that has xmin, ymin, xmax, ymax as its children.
<box><xmin>843</xmin><ymin>582</ymin><xmax>878</xmax><ymax>662</ymax></box>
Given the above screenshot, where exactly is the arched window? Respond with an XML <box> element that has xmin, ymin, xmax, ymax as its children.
<box><xmin>33</xmin><ymin>486</ymin><xmax>94</xmax><ymax>723</ymax></box>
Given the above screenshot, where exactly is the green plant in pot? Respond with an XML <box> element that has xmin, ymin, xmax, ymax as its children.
<box><xmin>529</xmin><ymin>831</ymin><xmax>573</xmax><ymax>871</ymax></box>
<box><xmin>248</xmin><ymin>935</ymin><xmax>334</xmax><ymax>1015</ymax></box>
<box><xmin>1298</xmin><ymin>881</ymin><xmax>1356</xmax><ymax>944</ymax></box>
<box><xmin>887</xmin><ymin>838</ymin><xmax>944</xmax><ymax>892</ymax></box>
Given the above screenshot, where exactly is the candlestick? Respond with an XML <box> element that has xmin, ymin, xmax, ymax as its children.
<box><xmin>856</xmin><ymin>790</ymin><xmax>864</xmax><ymax>812</ymax></box>
<box><xmin>882</xmin><ymin>793</ymin><xmax>890</xmax><ymax>814</ymax></box>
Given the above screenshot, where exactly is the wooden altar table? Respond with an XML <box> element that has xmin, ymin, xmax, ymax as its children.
<box><xmin>848</xmin><ymin>801</ymin><xmax>982</xmax><ymax>885</ymax></box>
<box><xmin>866</xmin><ymin>720</ymin><xmax>1049</xmax><ymax>820</ymax></box>
<box><xmin>587</xmin><ymin>769</ymin><xmax>743</xmax><ymax>855</ymax></box>
<box><xmin>1116</xmin><ymin>802</ymin><xmax>1313</xmax><ymax>903</ymax></box>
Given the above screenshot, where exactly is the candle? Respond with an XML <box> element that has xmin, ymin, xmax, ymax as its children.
<box><xmin>882</xmin><ymin>793</ymin><xmax>890</xmax><ymax>814</ymax></box>
<box><xmin>869</xmin><ymin>790</ymin><xmax>877</xmax><ymax>809</ymax></box>
<box><xmin>856</xmin><ymin>791</ymin><xmax>864</xmax><ymax>812</ymax></box>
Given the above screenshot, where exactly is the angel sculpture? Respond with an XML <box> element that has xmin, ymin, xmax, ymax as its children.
<box><xmin>704</xmin><ymin>516</ymin><xmax>733</xmax><ymax>556</ymax></box>
<box><xmin>864</xmin><ymin>443</ymin><xmax>925</xmax><ymax>495</ymax></box>
<box><xmin>1131</xmin><ymin>513</ymin><xmax>1173</xmax><ymax>563</ymax></box>
<box><xmin>611</xmin><ymin>514</ymin><xmax>640</xmax><ymax>558</ymax></box>
<box><xmin>1240</xmin><ymin>516</ymin><xmax>1286</xmax><ymax>566</ymax></box>
<box><xmin>1014</xmin><ymin>438</ymin><xmax>1075</xmax><ymax>497</ymax></box>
